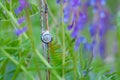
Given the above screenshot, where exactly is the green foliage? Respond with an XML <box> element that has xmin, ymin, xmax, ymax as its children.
<box><xmin>0</xmin><ymin>0</ymin><xmax>120</xmax><ymax>80</ymax></box>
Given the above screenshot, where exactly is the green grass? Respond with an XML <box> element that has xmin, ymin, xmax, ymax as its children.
<box><xmin>0</xmin><ymin>0</ymin><xmax>120</xmax><ymax>80</ymax></box>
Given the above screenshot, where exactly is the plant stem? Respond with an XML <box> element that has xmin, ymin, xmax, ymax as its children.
<box><xmin>46</xmin><ymin>44</ymin><xmax>50</xmax><ymax>80</ymax></box>
<box><xmin>25</xmin><ymin>8</ymin><xmax>36</xmax><ymax>50</ymax></box>
<box><xmin>69</xmin><ymin>43</ymin><xmax>77</xmax><ymax>80</ymax></box>
<box><xmin>73</xmin><ymin>53</ymin><xmax>77</xmax><ymax>80</ymax></box>
<box><xmin>12</xmin><ymin>60</ymin><xmax>23</xmax><ymax>80</ymax></box>
<box><xmin>35</xmin><ymin>49</ymin><xmax>62</xmax><ymax>80</ymax></box>
<box><xmin>40</xmin><ymin>0</ymin><xmax>51</xmax><ymax>80</ymax></box>
<box><xmin>10</xmin><ymin>0</ymin><xmax>12</xmax><ymax>11</ymax></box>
<box><xmin>40</xmin><ymin>0</ymin><xmax>45</xmax><ymax>32</ymax></box>
<box><xmin>0</xmin><ymin>48</ymin><xmax>35</xmax><ymax>80</ymax></box>
<box><xmin>60</xmin><ymin>1</ymin><xmax>66</xmax><ymax>80</ymax></box>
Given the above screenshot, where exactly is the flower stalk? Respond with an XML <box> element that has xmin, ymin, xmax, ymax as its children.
<box><xmin>60</xmin><ymin>2</ymin><xmax>66</xmax><ymax>80</ymax></box>
<box><xmin>40</xmin><ymin>0</ymin><xmax>51</xmax><ymax>80</ymax></box>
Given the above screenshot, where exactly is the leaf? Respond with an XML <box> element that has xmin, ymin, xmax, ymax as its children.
<box><xmin>49</xmin><ymin>41</ymin><xmax>72</xmax><ymax>76</ymax></box>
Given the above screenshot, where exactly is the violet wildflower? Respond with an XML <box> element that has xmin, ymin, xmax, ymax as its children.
<box><xmin>84</xmin><ymin>42</ymin><xmax>94</xmax><ymax>52</ymax></box>
<box><xmin>99</xmin><ymin>39</ymin><xmax>106</xmax><ymax>58</ymax></box>
<box><xmin>17</xmin><ymin>17</ymin><xmax>25</xmax><ymax>24</ymax></box>
<box><xmin>15</xmin><ymin>27</ymin><xmax>27</xmax><ymax>36</ymax></box>
<box><xmin>90</xmin><ymin>0</ymin><xmax>96</xmax><ymax>6</ymax></box>
<box><xmin>56</xmin><ymin>0</ymin><xmax>66</xmax><ymax>4</ymax></box>
<box><xmin>14</xmin><ymin>0</ymin><xmax>29</xmax><ymax>36</ymax></box>
<box><xmin>56</xmin><ymin>0</ymin><xmax>60</xmax><ymax>3</ymax></box>
<box><xmin>101</xmin><ymin>0</ymin><xmax>106</xmax><ymax>6</ymax></box>
<box><xmin>63</xmin><ymin>0</ymin><xmax>89</xmax><ymax>50</ymax></box>
<box><xmin>15</xmin><ymin>0</ymin><xmax>29</xmax><ymax>15</ymax></box>
<box><xmin>89</xmin><ymin>0</ymin><xmax>112</xmax><ymax>58</ymax></box>
<box><xmin>74</xmin><ymin>36</ymin><xmax>87</xmax><ymax>50</ymax></box>
<box><xmin>57</xmin><ymin>0</ymin><xmax>112</xmax><ymax>53</ymax></box>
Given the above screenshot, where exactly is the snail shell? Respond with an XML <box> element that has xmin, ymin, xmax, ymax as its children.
<box><xmin>41</xmin><ymin>31</ymin><xmax>52</xmax><ymax>44</ymax></box>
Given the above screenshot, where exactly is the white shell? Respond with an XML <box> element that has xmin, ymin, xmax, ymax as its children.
<box><xmin>41</xmin><ymin>31</ymin><xmax>52</xmax><ymax>43</ymax></box>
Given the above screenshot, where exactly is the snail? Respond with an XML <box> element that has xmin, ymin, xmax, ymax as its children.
<box><xmin>41</xmin><ymin>31</ymin><xmax>52</xmax><ymax>44</ymax></box>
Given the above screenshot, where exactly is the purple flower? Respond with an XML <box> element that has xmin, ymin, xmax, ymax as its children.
<box><xmin>89</xmin><ymin>24</ymin><xmax>97</xmax><ymax>37</ymax></box>
<box><xmin>99</xmin><ymin>39</ymin><xmax>106</xmax><ymax>58</ymax></box>
<box><xmin>56</xmin><ymin>0</ymin><xmax>111</xmax><ymax>54</ymax></box>
<box><xmin>56</xmin><ymin>0</ymin><xmax>66</xmax><ymax>4</ymax></box>
<box><xmin>15</xmin><ymin>7</ymin><xmax>23</xmax><ymax>15</ymax></box>
<box><xmin>63</xmin><ymin>6</ymin><xmax>71</xmax><ymax>23</ymax></box>
<box><xmin>101</xmin><ymin>0</ymin><xmax>106</xmax><ymax>6</ymax></box>
<box><xmin>84</xmin><ymin>42</ymin><xmax>94</xmax><ymax>52</ymax></box>
<box><xmin>15</xmin><ymin>27</ymin><xmax>27</xmax><ymax>36</ymax></box>
<box><xmin>90</xmin><ymin>0</ymin><xmax>96</xmax><ymax>6</ymax></box>
<box><xmin>64</xmin><ymin>1</ymin><xmax>88</xmax><ymax>37</ymax></box>
<box><xmin>74</xmin><ymin>36</ymin><xmax>87</xmax><ymax>51</ymax></box>
<box><xmin>56</xmin><ymin>0</ymin><xmax>60</xmax><ymax>3</ymax></box>
<box><xmin>70</xmin><ymin>0</ymin><xmax>81</xmax><ymax>7</ymax></box>
<box><xmin>68</xmin><ymin>22</ymin><xmax>74</xmax><ymax>30</ymax></box>
<box><xmin>71</xmin><ymin>25</ymin><xmax>79</xmax><ymax>38</ymax></box>
<box><xmin>19</xmin><ymin>0</ymin><xmax>28</xmax><ymax>7</ymax></box>
<box><xmin>15</xmin><ymin>0</ymin><xmax>29</xmax><ymax>15</ymax></box>
<box><xmin>17</xmin><ymin>17</ymin><xmax>25</xmax><ymax>24</ymax></box>
<box><xmin>89</xmin><ymin>0</ymin><xmax>112</xmax><ymax>58</ymax></box>
<box><xmin>57</xmin><ymin>0</ymin><xmax>89</xmax><ymax>50</ymax></box>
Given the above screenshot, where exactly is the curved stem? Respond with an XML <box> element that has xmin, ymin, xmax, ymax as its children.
<box><xmin>60</xmin><ymin>1</ymin><xmax>66</xmax><ymax>80</ymax></box>
<box><xmin>0</xmin><ymin>48</ymin><xmax>35</xmax><ymax>80</ymax></box>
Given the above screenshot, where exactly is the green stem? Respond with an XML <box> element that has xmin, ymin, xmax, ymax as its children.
<box><xmin>69</xmin><ymin>44</ymin><xmax>77</xmax><ymax>80</ymax></box>
<box><xmin>25</xmin><ymin>9</ymin><xmax>36</xmax><ymax>50</ymax></box>
<box><xmin>79</xmin><ymin>47</ymin><xmax>84</xmax><ymax>78</ymax></box>
<box><xmin>12</xmin><ymin>60</ymin><xmax>23</xmax><ymax>80</ymax></box>
<box><xmin>73</xmin><ymin>53</ymin><xmax>77</xmax><ymax>80</ymax></box>
<box><xmin>117</xmin><ymin>11</ymin><xmax>120</xmax><ymax>47</ymax></box>
<box><xmin>35</xmin><ymin>49</ymin><xmax>62</xmax><ymax>80</ymax></box>
<box><xmin>0</xmin><ymin>48</ymin><xmax>35</xmax><ymax>80</ymax></box>
<box><xmin>10</xmin><ymin>0</ymin><xmax>12</xmax><ymax>11</ymax></box>
<box><xmin>60</xmin><ymin>2</ymin><xmax>66</xmax><ymax>80</ymax></box>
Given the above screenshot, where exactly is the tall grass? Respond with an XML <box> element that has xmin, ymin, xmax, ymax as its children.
<box><xmin>0</xmin><ymin>0</ymin><xmax>120</xmax><ymax>80</ymax></box>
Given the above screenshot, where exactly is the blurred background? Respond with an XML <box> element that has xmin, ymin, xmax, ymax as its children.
<box><xmin>0</xmin><ymin>0</ymin><xmax>120</xmax><ymax>80</ymax></box>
